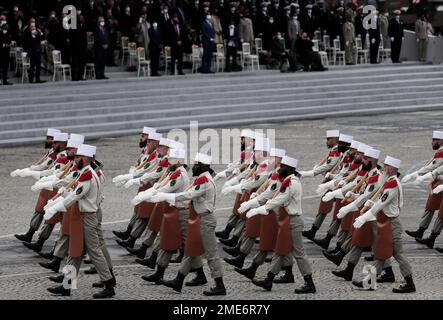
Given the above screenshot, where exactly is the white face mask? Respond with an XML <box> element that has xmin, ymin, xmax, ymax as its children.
<box><xmin>307</xmin><ymin>10</ymin><xmax>312</xmax><ymax>15</ymax></box>
<box><xmin>0</xmin><ymin>20</ymin><xmax>6</xmax><ymax>26</ymax></box>
<box><xmin>206</xmin><ymin>15</ymin><xmax>211</xmax><ymax>20</ymax></box>
<box><xmin>164</xmin><ymin>9</ymin><xmax>168</xmax><ymax>13</ymax></box>
<box><xmin>30</xmin><ymin>22</ymin><xmax>36</xmax><ymax>27</ymax></box>
<box><xmin>2</xmin><ymin>30</ymin><xmax>7</xmax><ymax>34</ymax></box>
<box><xmin>100</xmin><ymin>21</ymin><xmax>105</xmax><ymax>27</ymax></box>
<box><xmin>78</xmin><ymin>10</ymin><xmax>81</xmax><ymax>15</ymax></box>
<box><xmin>153</xmin><ymin>22</ymin><xmax>158</xmax><ymax>28</ymax></box>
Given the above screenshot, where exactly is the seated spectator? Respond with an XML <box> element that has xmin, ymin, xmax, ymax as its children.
<box><xmin>295</xmin><ymin>32</ymin><xmax>327</xmax><ymax>71</ymax></box>
<box><xmin>270</xmin><ymin>32</ymin><xmax>286</xmax><ymax>69</ymax></box>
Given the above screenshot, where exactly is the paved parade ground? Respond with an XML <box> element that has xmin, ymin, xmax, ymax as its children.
<box><xmin>0</xmin><ymin>110</ymin><xmax>442</xmax><ymax>300</ymax></box>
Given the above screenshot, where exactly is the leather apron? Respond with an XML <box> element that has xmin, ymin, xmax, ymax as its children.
<box><xmin>68</xmin><ymin>203</ymin><xmax>84</xmax><ymax>258</ymax></box>
<box><xmin>135</xmin><ymin>183</ymin><xmax>156</xmax><ymax>219</ymax></box>
<box><xmin>275</xmin><ymin>207</ymin><xmax>293</xmax><ymax>256</ymax></box>
<box><xmin>35</xmin><ymin>189</ymin><xmax>58</xmax><ymax>214</ymax></box>
<box><xmin>147</xmin><ymin>201</ymin><xmax>167</xmax><ymax>232</ymax></box>
<box><xmin>159</xmin><ymin>206</ymin><xmax>182</xmax><ymax>251</ymax></box>
<box><xmin>425</xmin><ymin>180</ymin><xmax>443</xmax><ymax>211</ymax></box>
<box><xmin>258</xmin><ymin>210</ymin><xmax>278</xmax><ymax>252</ymax></box>
<box><xmin>183</xmin><ymin>202</ymin><xmax>205</xmax><ymax>257</ymax></box>
<box><xmin>374</xmin><ymin>211</ymin><xmax>393</xmax><ymax>261</ymax></box>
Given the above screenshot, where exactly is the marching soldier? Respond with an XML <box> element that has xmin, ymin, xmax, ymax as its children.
<box><xmin>45</xmin><ymin>144</ymin><xmax>116</xmax><ymax>299</ymax></box>
<box><xmin>402</xmin><ymin>131</ymin><xmax>443</xmax><ymax>241</ymax></box>
<box><xmin>14</xmin><ymin>132</ymin><xmax>69</xmax><ymax>243</ymax></box>
<box><xmin>148</xmin><ymin>152</ymin><xmax>226</xmax><ymax>296</ymax></box>
<box><xmin>299</xmin><ymin>129</ymin><xmax>342</xmax><ymax>240</ymax></box>
<box><xmin>352</xmin><ymin>156</ymin><xmax>416</xmax><ymax>293</ymax></box>
<box><xmin>429</xmin><ymin>167</ymin><xmax>443</xmax><ymax>253</ymax></box>
<box><xmin>247</xmin><ymin>156</ymin><xmax>316</xmax><ymax>294</ymax></box>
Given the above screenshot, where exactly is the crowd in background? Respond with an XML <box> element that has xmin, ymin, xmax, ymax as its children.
<box><xmin>0</xmin><ymin>0</ymin><xmax>437</xmax><ymax>84</ymax></box>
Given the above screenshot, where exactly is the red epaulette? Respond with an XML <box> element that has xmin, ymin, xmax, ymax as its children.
<box><xmin>79</xmin><ymin>170</ymin><xmax>93</xmax><ymax>182</ymax></box>
<box><xmin>270</xmin><ymin>172</ymin><xmax>280</xmax><ymax>180</ymax></box>
<box><xmin>70</xmin><ymin>166</ymin><xmax>78</xmax><ymax>172</ymax></box>
<box><xmin>358</xmin><ymin>170</ymin><xmax>368</xmax><ymax>176</ymax></box>
<box><xmin>383</xmin><ymin>179</ymin><xmax>398</xmax><ymax>189</ymax></box>
<box><xmin>342</xmin><ymin>155</ymin><xmax>351</xmax><ymax>164</ymax></box>
<box><xmin>328</xmin><ymin>150</ymin><xmax>341</xmax><ymax>158</ymax></box>
<box><xmin>348</xmin><ymin>163</ymin><xmax>360</xmax><ymax>171</ymax></box>
<box><xmin>170</xmin><ymin>170</ymin><xmax>181</xmax><ymax>180</ymax></box>
<box><xmin>257</xmin><ymin>163</ymin><xmax>268</xmax><ymax>174</ymax></box>
<box><xmin>48</xmin><ymin>152</ymin><xmax>57</xmax><ymax>160</ymax></box>
<box><xmin>240</xmin><ymin>151</ymin><xmax>246</xmax><ymax>160</ymax></box>
<box><xmin>434</xmin><ymin>151</ymin><xmax>443</xmax><ymax>159</ymax></box>
<box><xmin>280</xmin><ymin>178</ymin><xmax>292</xmax><ymax>192</ymax></box>
<box><xmin>193</xmin><ymin>176</ymin><xmax>208</xmax><ymax>186</ymax></box>
<box><xmin>158</xmin><ymin>159</ymin><xmax>169</xmax><ymax>167</ymax></box>
<box><xmin>147</xmin><ymin>151</ymin><xmax>157</xmax><ymax>162</ymax></box>
<box><xmin>55</xmin><ymin>157</ymin><xmax>69</xmax><ymax>165</ymax></box>
<box><xmin>97</xmin><ymin>170</ymin><xmax>103</xmax><ymax>177</ymax></box>
<box><xmin>367</xmin><ymin>174</ymin><xmax>380</xmax><ymax>185</ymax></box>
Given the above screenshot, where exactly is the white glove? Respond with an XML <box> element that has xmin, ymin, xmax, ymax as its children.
<box><xmin>345</xmin><ymin>191</ymin><xmax>358</xmax><ymax>200</ymax></box>
<box><xmin>246</xmin><ymin>205</ymin><xmax>268</xmax><ymax>218</ymax></box>
<box><xmin>224</xmin><ymin>177</ymin><xmax>239</xmax><ymax>187</ymax></box>
<box><xmin>112</xmin><ymin>173</ymin><xmax>133</xmax><ymax>184</ymax></box>
<box><xmin>249</xmin><ymin>192</ymin><xmax>258</xmax><ymax>199</ymax></box>
<box><xmin>214</xmin><ymin>170</ymin><xmax>227</xmax><ymax>181</ymax></box>
<box><xmin>31</xmin><ymin>180</ymin><xmax>55</xmax><ymax>192</ymax></box>
<box><xmin>124</xmin><ymin>178</ymin><xmax>141</xmax><ymax>189</ymax></box>
<box><xmin>416</xmin><ymin>38</ymin><xmax>420</xmax><ymax>43</ymax></box>
<box><xmin>57</xmin><ymin>186</ymin><xmax>66</xmax><ymax>195</ymax></box>
<box><xmin>222</xmin><ymin>184</ymin><xmax>242</xmax><ymax>195</ymax></box>
<box><xmin>364</xmin><ymin>200</ymin><xmax>375</xmax><ymax>208</ymax></box>
<box><xmin>39</xmin><ymin>175</ymin><xmax>58</xmax><ymax>183</ymax></box>
<box><xmin>432</xmin><ymin>184</ymin><xmax>443</xmax><ymax>194</ymax></box>
<box><xmin>316</xmin><ymin>180</ymin><xmax>335</xmax><ymax>194</ymax></box>
<box><xmin>353</xmin><ymin>210</ymin><xmax>375</xmax><ymax>229</ymax></box>
<box><xmin>322</xmin><ymin>188</ymin><xmax>344</xmax><ymax>202</ymax></box>
<box><xmin>150</xmin><ymin>192</ymin><xmax>175</xmax><ymax>204</ymax></box>
<box><xmin>10</xmin><ymin>169</ymin><xmax>22</xmax><ymax>177</ymax></box>
<box><xmin>337</xmin><ymin>180</ymin><xmax>346</xmax><ymax>187</ymax></box>
<box><xmin>299</xmin><ymin>170</ymin><xmax>315</xmax><ymax>178</ymax></box>
<box><xmin>325</xmin><ymin>172</ymin><xmax>333</xmax><ymax>180</ymax></box>
<box><xmin>44</xmin><ymin>199</ymin><xmax>67</xmax><ymax>220</ymax></box>
<box><xmin>401</xmin><ymin>171</ymin><xmax>418</xmax><ymax>183</ymax></box>
<box><xmin>131</xmin><ymin>188</ymin><xmax>155</xmax><ymax>206</ymax></box>
<box><xmin>17</xmin><ymin>168</ymin><xmax>32</xmax><ymax>177</ymax></box>
<box><xmin>238</xmin><ymin>198</ymin><xmax>260</xmax><ymax>214</ymax></box>
<box><xmin>414</xmin><ymin>172</ymin><xmax>433</xmax><ymax>185</ymax></box>
<box><xmin>232</xmin><ymin>168</ymin><xmax>241</xmax><ymax>175</ymax></box>
<box><xmin>337</xmin><ymin>202</ymin><xmax>358</xmax><ymax>219</ymax></box>
<box><xmin>390</xmin><ymin>37</ymin><xmax>394</xmax><ymax>42</ymax></box>
<box><xmin>28</xmin><ymin>170</ymin><xmax>42</xmax><ymax>180</ymax></box>
<box><xmin>129</xmin><ymin>166</ymin><xmax>136</xmax><ymax>173</ymax></box>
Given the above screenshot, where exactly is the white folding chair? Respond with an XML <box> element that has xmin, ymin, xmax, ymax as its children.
<box><xmin>164</xmin><ymin>46</ymin><xmax>173</xmax><ymax>74</ymax></box>
<box><xmin>254</xmin><ymin>38</ymin><xmax>265</xmax><ymax>55</ymax></box>
<box><xmin>15</xmin><ymin>47</ymin><xmax>23</xmax><ymax>74</ymax></box>
<box><xmin>214</xmin><ymin>44</ymin><xmax>225</xmax><ymax>73</ymax></box>
<box><xmin>120</xmin><ymin>36</ymin><xmax>130</xmax><ymax>65</ymax></box>
<box><xmin>137</xmin><ymin>47</ymin><xmax>150</xmax><ymax>77</ymax></box>
<box><xmin>355</xmin><ymin>37</ymin><xmax>368</xmax><ymax>64</ymax></box>
<box><xmin>241</xmin><ymin>42</ymin><xmax>259</xmax><ymax>70</ymax></box>
<box><xmin>83</xmin><ymin>63</ymin><xmax>95</xmax><ymax>79</ymax></box>
<box><xmin>323</xmin><ymin>35</ymin><xmax>333</xmax><ymax>61</ymax></box>
<box><xmin>191</xmin><ymin>45</ymin><xmax>202</xmax><ymax>74</ymax></box>
<box><xmin>128</xmin><ymin>42</ymin><xmax>137</xmax><ymax>66</ymax></box>
<box><xmin>52</xmin><ymin>50</ymin><xmax>71</xmax><ymax>81</ymax></box>
<box><xmin>378</xmin><ymin>34</ymin><xmax>391</xmax><ymax>63</ymax></box>
<box><xmin>21</xmin><ymin>52</ymin><xmax>30</xmax><ymax>83</ymax></box>
<box><xmin>313</xmin><ymin>40</ymin><xmax>329</xmax><ymax>67</ymax></box>
<box><xmin>332</xmin><ymin>38</ymin><xmax>345</xmax><ymax>65</ymax></box>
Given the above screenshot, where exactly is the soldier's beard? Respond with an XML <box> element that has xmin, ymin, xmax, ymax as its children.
<box><xmin>278</xmin><ymin>167</ymin><xmax>292</xmax><ymax>178</ymax></box>
<box><xmin>54</xmin><ymin>145</ymin><xmax>61</xmax><ymax>153</ymax></box>
<box><xmin>169</xmin><ymin>164</ymin><xmax>178</xmax><ymax>172</ymax></box>
<box><xmin>45</xmin><ymin>142</ymin><xmax>52</xmax><ymax>149</ymax></box>
<box><xmin>139</xmin><ymin>140</ymin><xmax>147</xmax><ymax>148</ymax></box>
<box><xmin>67</xmin><ymin>155</ymin><xmax>75</xmax><ymax>160</ymax></box>
<box><xmin>77</xmin><ymin>159</ymin><xmax>84</xmax><ymax>170</ymax></box>
<box><xmin>432</xmin><ymin>143</ymin><xmax>440</xmax><ymax>150</ymax></box>
<box><xmin>362</xmin><ymin>162</ymin><xmax>372</xmax><ymax>171</ymax></box>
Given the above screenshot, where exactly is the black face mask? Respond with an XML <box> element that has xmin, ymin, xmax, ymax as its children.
<box><xmin>192</xmin><ymin>164</ymin><xmax>203</xmax><ymax>177</ymax></box>
<box><xmin>139</xmin><ymin>139</ymin><xmax>147</xmax><ymax>148</ymax></box>
<box><xmin>432</xmin><ymin>142</ymin><xmax>440</xmax><ymax>150</ymax></box>
<box><xmin>77</xmin><ymin>159</ymin><xmax>84</xmax><ymax>170</ymax></box>
<box><xmin>362</xmin><ymin>162</ymin><xmax>372</xmax><ymax>171</ymax></box>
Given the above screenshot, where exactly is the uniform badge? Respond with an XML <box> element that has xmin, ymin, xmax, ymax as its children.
<box><xmin>381</xmin><ymin>192</ymin><xmax>388</xmax><ymax>202</ymax></box>
<box><xmin>156</xmin><ymin>167</ymin><xmax>162</xmax><ymax>173</ymax></box>
<box><xmin>73</xmin><ymin>172</ymin><xmax>79</xmax><ymax>177</ymax></box>
<box><xmin>170</xmin><ymin>180</ymin><xmax>176</xmax><ymax>186</ymax></box>
<box><xmin>144</xmin><ymin>162</ymin><xmax>150</xmax><ymax>169</ymax></box>
<box><xmin>56</xmin><ymin>164</ymin><xmax>61</xmax><ymax>170</ymax></box>
<box><xmin>327</xmin><ymin>159</ymin><xmax>331</xmax><ymax>164</ymax></box>
<box><xmin>372</xmin><ymin>171</ymin><xmax>377</xmax><ymax>176</ymax></box>
<box><xmin>369</xmin><ymin>185</ymin><xmax>375</xmax><ymax>192</ymax></box>
<box><xmin>255</xmin><ymin>176</ymin><xmax>260</xmax><ymax>181</ymax></box>
<box><xmin>195</xmin><ymin>185</ymin><xmax>200</xmax><ymax>190</ymax></box>
<box><xmin>432</xmin><ymin>160</ymin><xmax>436</xmax><ymax>165</ymax></box>
<box><xmin>271</xmin><ymin>183</ymin><xmax>277</xmax><ymax>190</ymax></box>
<box><xmin>76</xmin><ymin>186</ymin><xmax>83</xmax><ymax>195</ymax></box>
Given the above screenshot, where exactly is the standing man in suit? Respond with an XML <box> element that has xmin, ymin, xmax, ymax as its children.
<box><xmin>368</xmin><ymin>11</ymin><xmax>380</xmax><ymax>64</ymax></box>
<box><xmin>23</xmin><ymin>19</ymin><xmax>45</xmax><ymax>83</ymax></box>
<box><xmin>225</xmin><ymin>20</ymin><xmax>241</xmax><ymax>72</ymax></box>
<box><xmin>70</xmin><ymin>15</ymin><xmax>88</xmax><ymax>81</ymax></box>
<box><xmin>388</xmin><ymin>10</ymin><xmax>404</xmax><ymax>63</ymax></box>
<box><xmin>0</xmin><ymin>18</ymin><xmax>12</xmax><ymax>85</ymax></box>
<box><xmin>169</xmin><ymin>14</ymin><xmax>185</xmax><ymax>75</ymax></box>
<box><xmin>201</xmin><ymin>13</ymin><xmax>215</xmax><ymax>73</ymax></box>
<box><xmin>94</xmin><ymin>17</ymin><xmax>110</xmax><ymax>80</ymax></box>
<box><xmin>148</xmin><ymin>21</ymin><xmax>162</xmax><ymax>76</ymax></box>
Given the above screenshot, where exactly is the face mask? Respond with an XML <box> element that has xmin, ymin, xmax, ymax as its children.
<box><xmin>51</xmin><ymin>14</ymin><xmax>55</xmax><ymax>18</ymax></box>
<box><xmin>2</xmin><ymin>30</ymin><xmax>6</xmax><ymax>34</ymax></box>
<box><xmin>100</xmin><ymin>21</ymin><xmax>105</xmax><ymax>26</ymax></box>
<box><xmin>164</xmin><ymin>9</ymin><xmax>168</xmax><ymax>13</ymax></box>
<box><xmin>231</xmin><ymin>8</ymin><xmax>235</xmax><ymax>13</ymax></box>
<box><xmin>30</xmin><ymin>22</ymin><xmax>36</xmax><ymax>27</ymax></box>
<box><xmin>153</xmin><ymin>22</ymin><xmax>158</xmax><ymax>28</ymax></box>
<box><xmin>78</xmin><ymin>10</ymin><xmax>81</xmax><ymax>15</ymax></box>
<box><xmin>0</xmin><ymin>21</ymin><xmax>6</xmax><ymax>26</ymax></box>
<box><xmin>269</xmin><ymin>18</ymin><xmax>274</xmax><ymax>24</ymax></box>
<box><xmin>307</xmin><ymin>10</ymin><xmax>312</xmax><ymax>15</ymax></box>
<box><xmin>14</xmin><ymin>8</ymin><xmax>18</xmax><ymax>13</ymax></box>
<box><xmin>206</xmin><ymin>15</ymin><xmax>211</xmax><ymax>20</ymax></box>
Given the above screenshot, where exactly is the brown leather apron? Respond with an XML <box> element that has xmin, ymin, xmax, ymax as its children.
<box><xmin>68</xmin><ymin>203</ymin><xmax>84</xmax><ymax>258</ymax></box>
<box><xmin>425</xmin><ymin>180</ymin><xmax>443</xmax><ymax>211</ymax></box>
<box><xmin>147</xmin><ymin>201</ymin><xmax>167</xmax><ymax>232</ymax></box>
<box><xmin>374</xmin><ymin>211</ymin><xmax>393</xmax><ymax>261</ymax></box>
<box><xmin>351</xmin><ymin>215</ymin><xmax>374</xmax><ymax>248</ymax></box>
<box><xmin>339</xmin><ymin>198</ymin><xmax>354</xmax><ymax>231</ymax></box>
<box><xmin>239</xmin><ymin>192</ymin><xmax>252</xmax><ymax>220</ymax></box>
<box><xmin>332</xmin><ymin>199</ymin><xmax>345</xmax><ymax>220</ymax></box>
<box><xmin>319</xmin><ymin>198</ymin><xmax>334</xmax><ymax>215</ymax></box>
<box><xmin>275</xmin><ymin>207</ymin><xmax>293</xmax><ymax>256</ymax></box>
<box><xmin>259</xmin><ymin>210</ymin><xmax>278</xmax><ymax>251</ymax></box>
<box><xmin>61</xmin><ymin>205</ymin><xmax>72</xmax><ymax>236</ymax></box>
<box><xmin>245</xmin><ymin>214</ymin><xmax>262</xmax><ymax>238</ymax></box>
<box><xmin>184</xmin><ymin>202</ymin><xmax>205</xmax><ymax>257</ymax></box>
<box><xmin>35</xmin><ymin>189</ymin><xmax>58</xmax><ymax>214</ymax></box>
<box><xmin>135</xmin><ymin>183</ymin><xmax>155</xmax><ymax>219</ymax></box>
<box><xmin>160</xmin><ymin>206</ymin><xmax>182</xmax><ymax>251</ymax></box>
<box><xmin>232</xmin><ymin>193</ymin><xmax>243</xmax><ymax>216</ymax></box>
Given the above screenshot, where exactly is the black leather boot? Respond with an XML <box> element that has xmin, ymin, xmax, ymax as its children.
<box><xmin>364</xmin><ymin>254</ymin><xmax>374</xmax><ymax>261</ymax></box>
<box><xmin>323</xmin><ymin>249</ymin><xmax>346</xmax><ymax>266</ymax></box>
<box><xmin>116</xmin><ymin>236</ymin><xmax>136</xmax><ymax>248</ymax></box>
<box><xmin>49</xmin><ymin>274</ymin><xmax>64</xmax><ymax>283</ymax></box>
<box><xmin>332</xmin><ymin>262</ymin><xmax>355</xmax><ymax>281</ymax></box>
<box><xmin>415</xmin><ymin>232</ymin><xmax>438</xmax><ymax>249</ymax></box>
<box><xmin>203</xmin><ymin>277</ymin><xmax>226</xmax><ymax>296</ymax></box>
<box><xmin>144</xmin><ymin>251</ymin><xmax>158</xmax><ymax>269</ymax></box>
<box><xmin>326</xmin><ymin>242</ymin><xmax>342</xmax><ymax>254</ymax></box>
<box><xmin>273</xmin><ymin>266</ymin><xmax>295</xmax><ymax>283</ymax></box>
<box><xmin>112</xmin><ymin>225</ymin><xmax>132</xmax><ymax>240</ymax></box>
<box><xmin>170</xmin><ymin>249</ymin><xmax>184</xmax><ymax>263</ymax></box>
<box><xmin>185</xmin><ymin>267</ymin><xmax>208</xmax><ymax>286</ymax></box>
<box><xmin>377</xmin><ymin>266</ymin><xmax>395</xmax><ymax>283</ymax></box>
<box><xmin>252</xmin><ymin>272</ymin><xmax>275</xmax><ymax>291</ymax></box>
<box><xmin>215</xmin><ymin>225</ymin><xmax>234</xmax><ymax>239</ymax></box>
<box><xmin>405</xmin><ymin>226</ymin><xmax>426</xmax><ymax>239</ymax></box>
<box><xmin>14</xmin><ymin>227</ymin><xmax>36</xmax><ymax>243</ymax></box>
<box><xmin>39</xmin><ymin>249</ymin><xmax>54</xmax><ymax>260</ymax></box>
<box><xmin>224</xmin><ymin>252</ymin><xmax>246</xmax><ymax>268</ymax></box>
<box><xmin>234</xmin><ymin>262</ymin><xmax>259</xmax><ymax>280</ymax></box>
<box><xmin>313</xmin><ymin>234</ymin><xmax>333</xmax><ymax>250</ymax></box>
<box><xmin>223</xmin><ymin>245</ymin><xmax>240</xmax><ymax>257</ymax></box>
<box><xmin>84</xmin><ymin>266</ymin><xmax>97</xmax><ymax>275</ymax></box>
<box><xmin>142</xmin><ymin>265</ymin><xmax>166</xmax><ymax>285</ymax></box>
<box><xmin>93</xmin><ymin>269</ymin><xmax>117</xmax><ymax>288</ymax></box>
<box><xmin>294</xmin><ymin>274</ymin><xmax>316</xmax><ymax>294</ymax></box>
<box><xmin>219</xmin><ymin>235</ymin><xmax>239</xmax><ymax>247</ymax></box>
<box><xmin>23</xmin><ymin>237</ymin><xmax>45</xmax><ymax>252</ymax></box>
<box><xmin>160</xmin><ymin>272</ymin><xmax>185</xmax><ymax>292</ymax></box>
<box><xmin>39</xmin><ymin>257</ymin><xmax>61</xmax><ymax>273</ymax></box>
<box><xmin>126</xmin><ymin>243</ymin><xmax>148</xmax><ymax>259</ymax></box>
<box><xmin>392</xmin><ymin>276</ymin><xmax>416</xmax><ymax>293</ymax></box>
<box><xmin>302</xmin><ymin>225</ymin><xmax>318</xmax><ymax>240</ymax></box>
<box><xmin>47</xmin><ymin>285</ymin><xmax>71</xmax><ymax>296</ymax></box>
<box><xmin>93</xmin><ymin>278</ymin><xmax>116</xmax><ymax>299</ymax></box>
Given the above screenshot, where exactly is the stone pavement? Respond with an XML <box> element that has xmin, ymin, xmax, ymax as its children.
<box><xmin>0</xmin><ymin>111</ymin><xmax>442</xmax><ymax>300</ymax></box>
